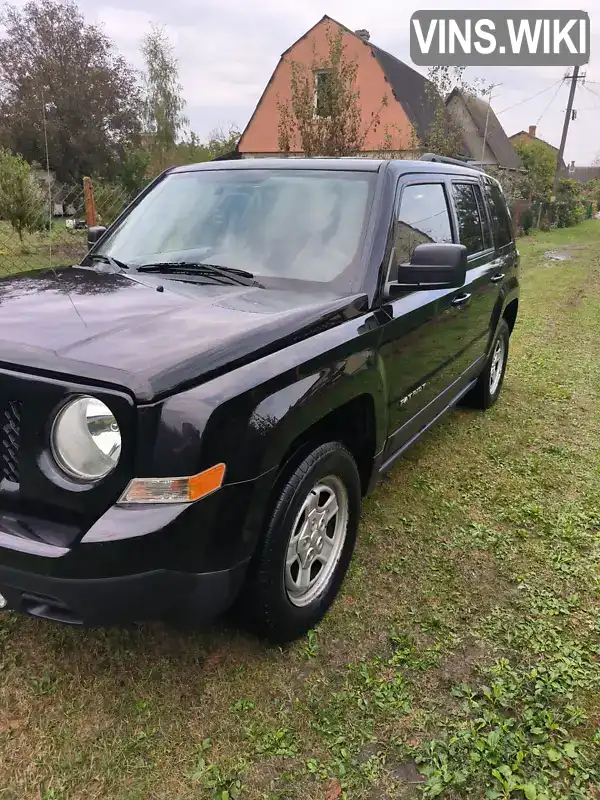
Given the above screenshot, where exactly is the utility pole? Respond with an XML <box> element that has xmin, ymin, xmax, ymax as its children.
<box><xmin>553</xmin><ymin>66</ymin><xmax>579</xmax><ymax>196</ymax></box>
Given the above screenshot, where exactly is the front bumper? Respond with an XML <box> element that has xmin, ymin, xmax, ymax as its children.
<box><xmin>0</xmin><ymin>473</ymin><xmax>277</xmax><ymax>626</ymax></box>
<box><xmin>0</xmin><ymin>560</ymin><xmax>248</xmax><ymax>626</ymax></box>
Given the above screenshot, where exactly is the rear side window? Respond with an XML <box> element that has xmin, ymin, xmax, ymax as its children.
<box><xmin>483</xmin><ymin>182</ymin><xmax>513</xmax><ymax>248</ymax></box>
<box><xmin>452</xmin><ymin>183</ymin><xmax>491</xmax><ymax>256</ymax></box>
<box><xmin>395</xmin><ymin>183</ymin><xmax>453</xmax><ymax>264</ymax></box>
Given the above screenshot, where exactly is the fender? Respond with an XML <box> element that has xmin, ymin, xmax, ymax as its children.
<box><xmin>488</xmin><ymin>275</ymin><xmax>519</xmax><ymax>355</ymax></box>
<box><xmin>137</xmin><ymin>308</ymin><xmax>388</xmax><ymax>487</ymax></box>
<box><xmin>248</xmin><ymin>347</ymin><xmax>387</xmax><ymax>481</ymax></box>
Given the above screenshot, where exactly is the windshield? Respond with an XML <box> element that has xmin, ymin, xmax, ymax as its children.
<box><xmin>96</xmin><ymin>168</ymin><xmax>376</xmax><ymax>291</ymax></box>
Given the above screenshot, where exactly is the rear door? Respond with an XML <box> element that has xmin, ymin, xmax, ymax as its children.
<box><xmin>482</xmin><ymin>178</ymin><xmax>519</xmax><ymax>309</ymax></box>
<box><xmin>447</xmin><ymin>178</ymin><xmax>499</xmax><ymax>373</ymax></box>
<box><xmin>379</xmin><ymin>177</ymin><xmax>475</xmax><ymax>459</ymax></box>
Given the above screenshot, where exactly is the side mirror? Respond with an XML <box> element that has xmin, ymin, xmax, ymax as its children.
<box><xmin>87</xmin><ymin>225</ymin><xmax>107</xmax><ymax>249</ymax></box>
<box><xmin>391</xmin><ymin>243</ymin><xmax>467</xmax><ymax>293</ymax></box>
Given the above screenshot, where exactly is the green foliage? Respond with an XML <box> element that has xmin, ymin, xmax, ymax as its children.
<box><xmin>141</xmin><ymin>25</ymin><xmax>188</xmax><ymax>173</ymax></box>
<box><xmin>0</xmin><ymin>0</ymin><xmax>142</xmax><ymax>182</ymax></box>
<box><xmin>579</xmin><ymin>177</ymin><xmax>600</xmax><ymax>212</ymax></box>
<box><xmin>117</xmin><ymin>148</ymin><xmax>150</xmax><ymax>195</ymax></box>
<box><xmin>514</xmin><ymin>139</ymin><xmax>555</xmax><ymax>203</ymax></box>
<box><xmin>0</xmin><ymin>147</ymin><xmax>46</xmax><ymax>240</ymax></box>
<box><xmin>551</xmin><ymin>178</ymin><xmax>585</xmax><ymax>228</ymax></box>
<box><xmin>205</xmin><ymin>126</ymin><xmax>241</xmax><ymax>159</ymax></box>
<box><xmin>277</xmin><ymin>25</ymin><xmax>388</xmax><ymax>156</ymax></box>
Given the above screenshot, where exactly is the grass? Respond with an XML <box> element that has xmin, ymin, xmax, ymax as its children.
<box><xmin>0</xmin><ymin>220</ymin><xmax>87</xmax><ymax>274</ymax></box>
<box><xmin>1</xmin><ymin>220</ymin><xmax>600</xmax><ymax>799</ymax></box>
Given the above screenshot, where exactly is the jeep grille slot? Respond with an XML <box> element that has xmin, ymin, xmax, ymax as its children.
<box><xmin>0</xmin><ymin>400</ymin><xmax>21</xmax><ymax>484</ymax></box>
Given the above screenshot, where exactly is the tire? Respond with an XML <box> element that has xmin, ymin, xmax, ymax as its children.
<box><xmin>238</xmin><ymin>442</ymin><xmax>361</xmax><ymax>643</ymax></box>
<box><xmin>465</xmin><ymin>318</ymin><xmax>510</xmax><ymax>410</ymax></box>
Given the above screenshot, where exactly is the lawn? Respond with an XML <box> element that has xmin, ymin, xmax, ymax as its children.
<box><xmin>1</xmin><ymin>221</ymin><xmax>600</xmax><ymax>800</ymax></box>
<box><xmin>0</xmin><ymin>220</ymin><xmax>87</xmax><ymax>275</ymax></box>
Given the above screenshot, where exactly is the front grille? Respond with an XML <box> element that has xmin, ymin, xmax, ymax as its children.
<box><xmin>0</xmin><ymin>400</ymin><xmax>21</xmax><ymax>484</ymax></box>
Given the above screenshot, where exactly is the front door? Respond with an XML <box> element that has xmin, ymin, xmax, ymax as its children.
<box><xmin>379</xmin><ymin>178</ymin><xmax>476</xmax><ymax>461</ymax></box>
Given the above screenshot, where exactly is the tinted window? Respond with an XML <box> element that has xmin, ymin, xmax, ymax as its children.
<box><xmin>452</xmin><ymin>183</ymin><xmax>486</xmax><ymax>255</ymax></box>
<box><xmin>395</xmin><ymin>183</ymin><xmax>453</xmax><ymax>264</ymax></box>
<box><xmin>483</xmin><ymin>182</ymin><xmax>513</xmax><ymax>248</ymax></box>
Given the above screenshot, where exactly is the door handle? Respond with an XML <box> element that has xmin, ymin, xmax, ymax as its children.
<box><xmin>451</xmin><ymin>292</ymin><xmax>471</xmax><ymax>307</ymax></box>
<box><xmin>490</xmin><ymin>273</ymin><xmax>505</xmax><ymax>283</ymax></box>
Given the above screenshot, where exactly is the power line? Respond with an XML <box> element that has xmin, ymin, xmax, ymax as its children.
<box><xmin>496</xmin><ymin>80</ymin><xmax>563</xmax><ymax>115</ymax></box>
<box><xmin>535</xmin><ymin>81</ymin><xmax>564</xmax><ymax>125</ymax></box>
<box><xmin>582</xmin><ymin>84</ymin><xmax>600</xmax><ymax>102</ymax></box>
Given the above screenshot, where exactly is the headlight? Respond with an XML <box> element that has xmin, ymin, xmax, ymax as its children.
<box><xmin>51</xmin><ymin>396</ymin><xmax>121</xmax><ymax>481</ymax></box>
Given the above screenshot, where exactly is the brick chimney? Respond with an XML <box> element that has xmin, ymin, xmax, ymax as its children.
<box><xmin>528</xmin><ymin>125</ymin><xmax>537</xmax><ymax>137</ymax></box>
<box><xmin>354</xmin><ymin>29</ymin><xmax>370</xmax><ymax>42</ymax></box>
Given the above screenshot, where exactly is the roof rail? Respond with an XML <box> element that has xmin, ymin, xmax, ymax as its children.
<box><xmin>419</xmin><ymin>153</ymin><xmax>485</xmax><ymax>172</ymax></box>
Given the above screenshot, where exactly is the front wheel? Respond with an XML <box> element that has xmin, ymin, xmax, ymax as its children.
<box><xmin>239</xmin><ymin>442</ymin><xmax>361</xmax><ymax>643</ymax></box>
<box><xmin>465</xmin><ymin>318</ymin><xmax>510</xmax><ymax>409</ymax></box>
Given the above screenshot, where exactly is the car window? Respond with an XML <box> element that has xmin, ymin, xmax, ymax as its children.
<box><xmin>474</xmin><ymin>184</ymin><xmax>493</xmax><ymax>250</ymax></box>
<box><xmin>395</xmin><ymin>183</ymin><xmax>453</xmax><ymax>265</ymax></box>
<box><xmin>452</xmin><ymin>183</ymin><xmax>487</xmax><ymax>256</ymax></box>
<box><xmin>483</xmin><ymin>182</ymin><xmax>513</xmax><ymax>248</ymax></box>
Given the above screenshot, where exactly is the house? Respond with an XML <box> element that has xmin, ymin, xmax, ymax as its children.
<box><xmin>565</xmin><ymin>161</ymin><xmax>600</xmax><ymax>183</ymax></box>
<box><xmin>509</xmin><ymin>125</ymin><xmax>566</xmax><ymax>173</ymax></box>
<box><xmin>238</xmin><ymin>16</ymin><xmax>443</xmax><ymax>158</ymax></box>
<box><xmin>445</xmin><ymin>89</ymin><xmax>520</xmax><ymax>170</ymax></box>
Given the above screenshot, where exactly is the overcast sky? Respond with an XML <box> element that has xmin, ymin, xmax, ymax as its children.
<box><xmin>14</xmin><ymin>0</ymin><xmax>600</xmax><ymax>164</ymax></box>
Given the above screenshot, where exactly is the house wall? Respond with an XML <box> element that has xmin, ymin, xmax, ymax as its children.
<box><xmin>446</xmin><ymin>95</ymin><xmax>496</xmax><ymax>165</ymax></box>
<box><xmin>238</xmin><ymin>18</ymin><xmax>416</xmax><ymax>155</ymax></box>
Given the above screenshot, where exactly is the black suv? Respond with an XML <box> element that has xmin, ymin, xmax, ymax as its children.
<box><xmin>0</xmin><ymin>155</ymin><xmax>518</xmax><ymax>642</ymax></box>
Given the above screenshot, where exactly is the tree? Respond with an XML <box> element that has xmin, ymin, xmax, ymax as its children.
<box><xmin>0</xmin><ymin>148</ymin><xmax>46</xmax><ymax>241</ymax></box>
<box><xmin>277</xmin><ymin>27</ymin><xmax>388</xmax><ymax>157</ymax></box>
<box><xmin>206</xmin><ymin>125</ymin><xmax>241</xmax><ymax>159</ymax></box>
<box><xmin>117</xmin><ymin>148</ymin><xmax>151</xmax><ymax>196</ymax></box>
<box><xmin>141</xmin><ymin>25</ymin><xmax>188</xmax><ymax>172</ymax></box>
<box><xmin>513</xmin><ymin>139</ymin><xmax>555</xmax><ymax>202</ymax></box>
<box><xmin>421</xmin><ymin>66</ymin><xmax>492</xmax><ymax>159</ymax></box>
<box><xmin>0</xmin><ymin>0</ymin><xmax>143</xmax><ymax>182</ymax></box>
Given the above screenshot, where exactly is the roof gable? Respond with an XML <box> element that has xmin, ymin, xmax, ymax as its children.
<box><xmin>320</xmin><ymin>16</ymin><xmax>442</xmax><ymax>143</ymax></box>
<box><xmin>368</xmin><ymin>44</ymin><xmax>440</xmax><ymax>144</ymax></box>
<box><xmin>448</xmin><ymin>89</ymin><xmax>520</xmax><ymax>169</ymax></box>
<box><xmin>239</xmin><ymin>15</ymin><xmax>442</xmax><ymax>152</ymax></box>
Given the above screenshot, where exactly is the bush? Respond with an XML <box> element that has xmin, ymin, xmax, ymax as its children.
<box><xmin>550</xmin><ymin>178</ymin><xmax>585</xmax><ymax>228</ymax></box>
<box><xmin>0</xmin><ymin>148</ymin><xmax>47</xmax><ymax>241</ymax></box>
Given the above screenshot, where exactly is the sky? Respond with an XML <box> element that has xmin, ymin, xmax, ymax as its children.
<box><xmin>12</xmin><ymin>0</ymin><xmax>600</xmax><ymax>164</ymax></box>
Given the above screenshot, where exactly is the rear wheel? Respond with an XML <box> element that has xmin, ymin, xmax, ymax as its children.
<box><xmin>465</xmin><ymin>318</ymin><xmax>510</xmax><ymax>409</ymax></box>
<box><xmin>239</xmin><ymin>442</ymin><xmax>361</xmax><ymax>643</ymax></box>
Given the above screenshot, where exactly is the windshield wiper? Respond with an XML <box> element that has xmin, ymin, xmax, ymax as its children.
<box><xmin>136</xmin><ymin>261</ymin><xmax>259</xmax><ymax>286</ymax></box>
<box><xmin>88</xmin><ymin>253</ymin><xmax>130</xmax><ymax>271</ymax></box>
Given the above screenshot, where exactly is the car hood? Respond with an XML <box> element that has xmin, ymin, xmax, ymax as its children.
<box><xmin>0</xmin><ymin>267</ymin><xmax>367</xmax><ymax>401</ymax></box>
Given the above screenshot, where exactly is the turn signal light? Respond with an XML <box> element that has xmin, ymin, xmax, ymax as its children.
<box><xmin>118</xmin><ymin>463</ymin><xmax>226</xmax><ymax>504</ymax></box>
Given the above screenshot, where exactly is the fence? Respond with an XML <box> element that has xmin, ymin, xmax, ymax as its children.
<box><xmin>0</xmin><ymin>178</ymin><xmax>135</xmax><ymax>277</ymax></box>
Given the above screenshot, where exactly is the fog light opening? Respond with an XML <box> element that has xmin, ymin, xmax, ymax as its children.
<box><xmin>0</xmin><ymin>593</ymin><xmax>7</xmax><ymax>609</ymax></box>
